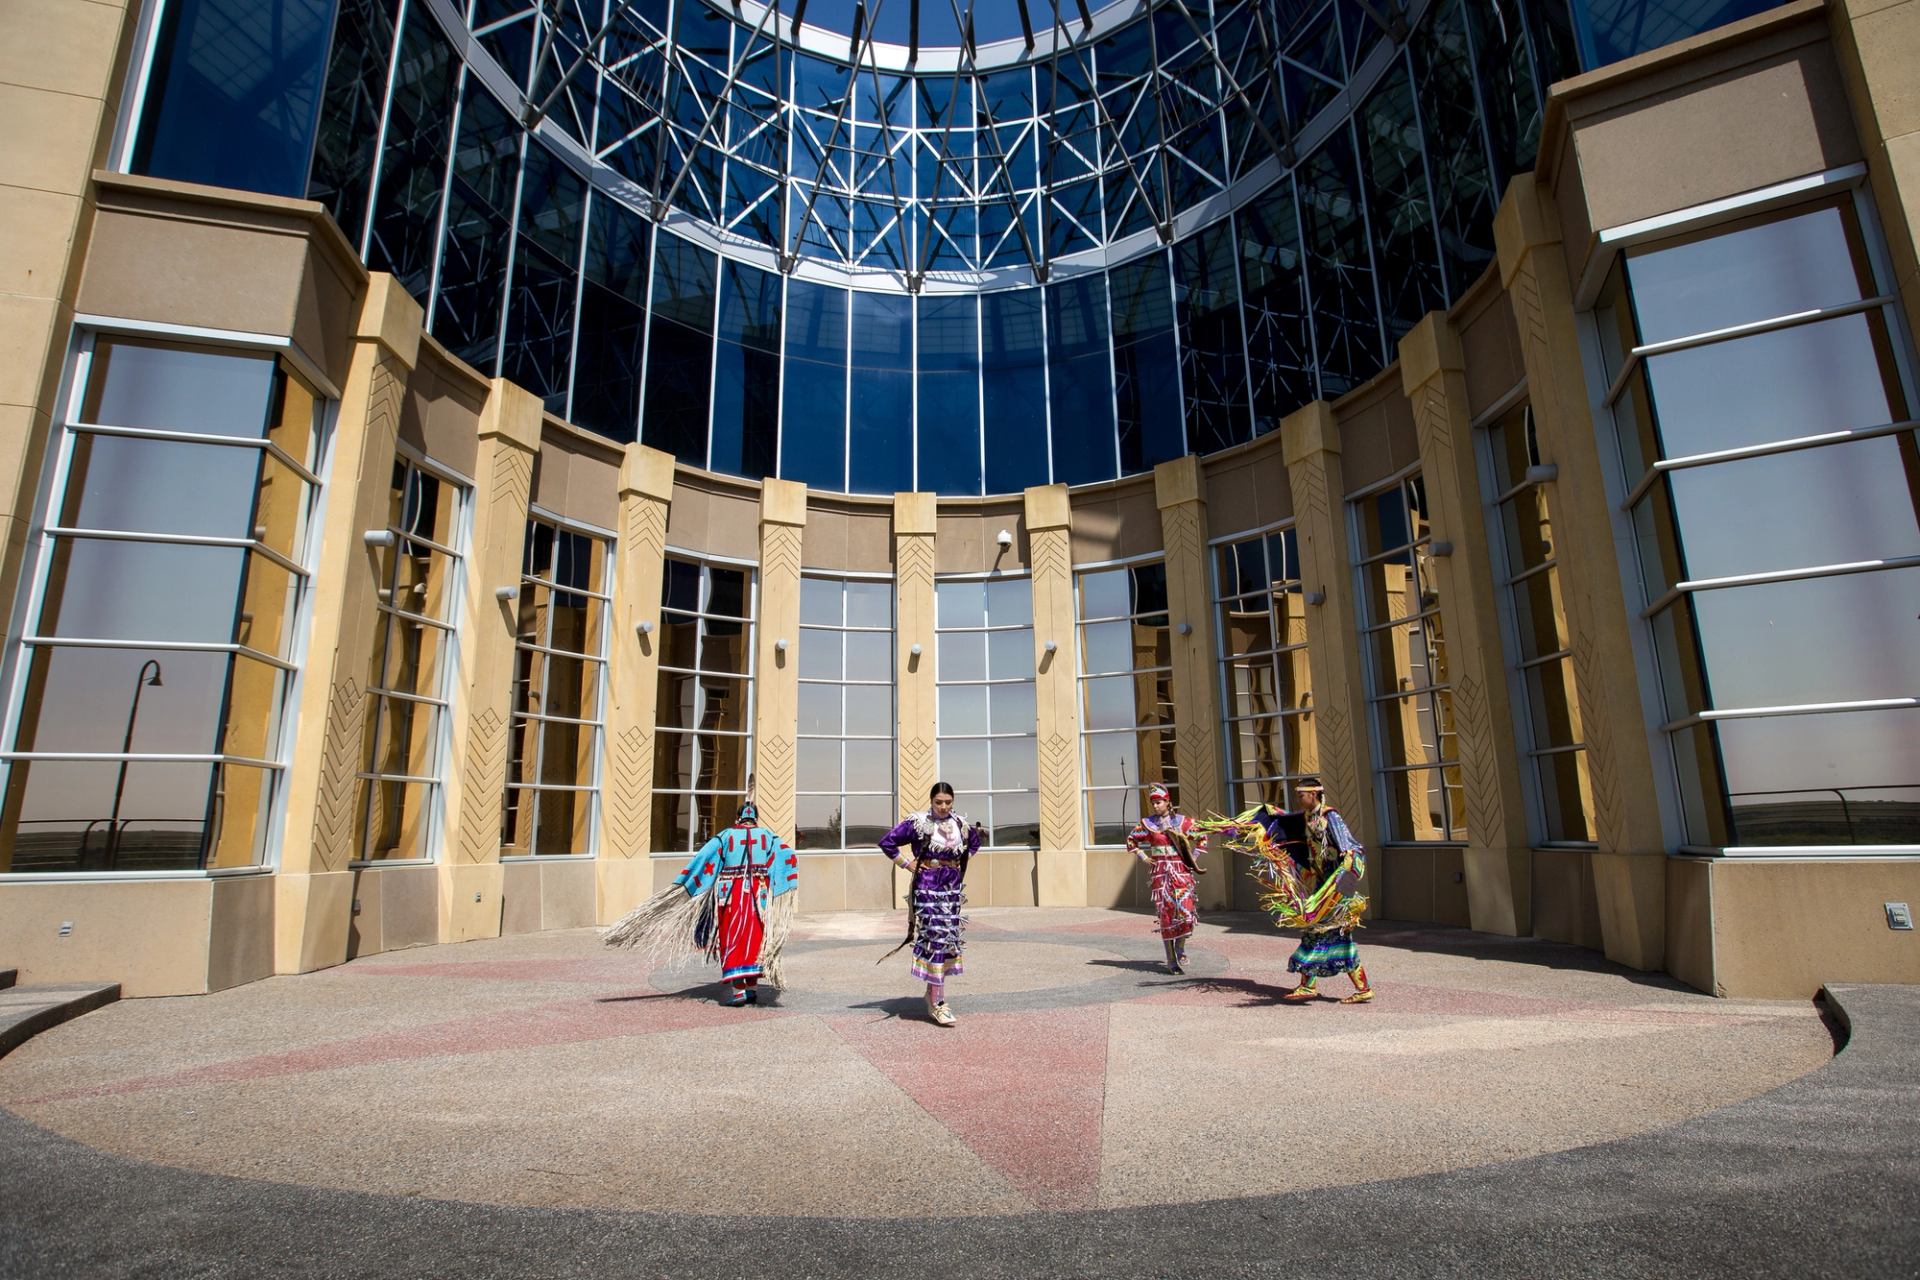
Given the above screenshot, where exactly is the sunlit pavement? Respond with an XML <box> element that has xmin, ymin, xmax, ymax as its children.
<box><xmin>1</xmin><ymin>908</ymin><xmax>1914</xmax><ymax>1278</ymax></box>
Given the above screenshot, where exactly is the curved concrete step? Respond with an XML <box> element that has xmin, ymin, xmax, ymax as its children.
<box><xmin>0</xmin><ymin>983</ymin><xmax>119</xmax><ymax>1060</ymax></box>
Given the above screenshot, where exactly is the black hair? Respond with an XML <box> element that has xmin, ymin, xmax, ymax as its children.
<box><xmin>929</xmin><ymin>781</ymin><xmax>955</xmax><ymax>800</ymax></box>
<box><xmin>1296</xmin><ymin>776</ymin><xmax>1324</xmax><ymax>791</ymax></box>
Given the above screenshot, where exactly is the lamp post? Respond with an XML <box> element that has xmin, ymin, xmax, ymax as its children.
<box><xmin>105</xmin><ymin>659</ymin><xmax>163</xmax><ymax>868</ymax></box>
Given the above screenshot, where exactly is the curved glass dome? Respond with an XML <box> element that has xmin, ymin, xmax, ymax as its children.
<box><xmin>133</xmin><ymin>0</ymin><xmax>1583</xmax><ymax>494</ymax></box>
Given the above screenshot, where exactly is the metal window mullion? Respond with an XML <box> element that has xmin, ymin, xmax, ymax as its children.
<box><xmin>1515</xmin><ymin>647</ymin><xmax>1573</xmax><ymax>671</ymax></box>
<box><xmin>1366</xmin><ymin>680</ymin><xmax>1454</xmax><ymax>704</ymax></box>
<box><xmin>1629</xmin><ymin>418</ymin><xmax>1920</xmax><ymax>504</ymax></box>
<box><xmin>1503</xmin><ymin>555</ymin><xmax>1558</xmax><ymax>587</ymax></box>
<box><xmin>375</xmin><ymin>601</ymin><xmax>459</xmax><ymax>632</ymax></box>
<box><xmin>64</xmin><ymin>424</ymin><xmax>325</xmax><ymax>486</ymax></box>
<box><xmin>514</xmin><ymin>637</ymin><xmax>610</xmax><ymax>662</ymax></box>
<box><xmin>371</xmin><ymin>685</ymin><xmax>450</xmax><ymax>709</ymax></box>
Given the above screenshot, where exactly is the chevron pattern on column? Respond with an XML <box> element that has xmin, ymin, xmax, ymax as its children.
<box><xmin>606</xmin><ymin>724</ymin><xmax>652</xmax><ymax>855</ymax></box>
<box><xmin>1454</xmin><ymin>672</ymin><xmax>1498</xmax><ymax>846</ymax></box>
<box><xmin>1038</xmin><ymin>731</ymin><xmax>1080</xmax><ymax>852</ymax></box>
<box><xmin>314</xmin><ymin>678</ymin><xmax>367</xmax><ymax>872</ymax></box>
<box><xmin>459</xmin><ymin>708</ymin><xmax>506</xmax><ymax>864</ymax></box>
<box><xmin>1319</xmin><ymin>703</ymin><xmax>1359</xmax><ymax>822</ymax></box>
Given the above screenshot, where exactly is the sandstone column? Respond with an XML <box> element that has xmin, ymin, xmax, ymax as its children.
<box><xmin>752</xmin><ymin>478</ymin><xmax>808</xmax><ymax>840</ymax></box>
<box><xmin>1027</xmin><ymin>483</ymin><xmax>1086</xmax><ymax>905</ymax></box>
<box><xmin>1496</xmin><ymin>178</ymin><xmax>1667</xmax><ymax>970</ymax></box>
<box><xmin>274</xmin><ymin>275</ymin><xmax>420</xmax><ymax>973</ymax></box>
<box><xmin>892</xmin><ymin>491</ymin><xmax>938</xmax><ymax>908</ymax></box>
<box><xmin>596</xmin><ymin>443</ymin><xmax>675</xmax><ymax>922</ymax></box>
<box><xmin>1400</xmin><ymin>313</ymin><xmax>1534</xmax><ymax>936</ymax></box>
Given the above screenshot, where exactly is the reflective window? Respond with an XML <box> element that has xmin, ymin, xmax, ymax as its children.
<box><xmin>1482</xmin><ymin>404</ymin><xmax>1593</xmax><ymax>843</ymax></box>
<box><xmin>132</xmin><ymin>0</ymin><xmax>334</xmax><ymax>197</ymax></box>
<box><xmin>917</xmin><ymin>296</ymin><xmax>983</xmax><ymax>496</ymax></box>
<box><xmin>849</xmin><ymin>291</ymin><xmax>915</xmax><ymax>494</ymax></box>
<box><xmin>501</xmin><ymin>516</ymin><xmax>610</xmax><ymax>858</ymax></box>
<box><xmin>1238</xmin><ymin>183</ymin><xmax>1318</xmax><ymax>434</ymax></box>
<box><xmin>795</xmin><ymin>576</ymin><xmax>897</xmax><ymax>850</ymax></box>
<box><xmin>1175</xmin><ymin>220</ymin><xmax>1251</xmax><ymax>456</ymax></box>
<box><xmin>1355</xmin><ymin>473</ymin><xmax>1467</xmax><ymax>841</ymax></box>
<box><xmin>781</xmin><ymin>280</ymin><xmax>849</xmax><ymax>490</ymax></box>
<box><xmin>935</xmin><ymin>577</ymin><xmax>1040</xmax><ymax>847</ymax></box>
<box><xmin>1048</xmin><ymin>275</ymin><xmax>1117</xmax><ymax>486</ymax></box>
<box><xmin>1298</xmin><ymin>126</ymin><xmax>1384</xmax><ymax>396</ymax></box>
<box><xmin>1357</xmin><ymin>61</ymin><xmax>1447</xmax><ymax>343</ymax></box>
<box><xmin>308</xmin><ymin>0</ymin><xmax>401</xmax><ymax>246</ymax></box>
<box><xmin>1596</xmin><ymin>196</ymin><xmax>1920</xmax><ymax>848</ymax></box>
<box><xmin>1569</xmin><ymin>0</ymin><xmax>1790</xmax><ymax>69</ymax></box>
<box><xmin>571</xmin><ymin>193</ymin><xmax>650</xmax><ymax>443</ymax></box>
<box><xmin>653</xmin><ymin>557</ymin><xmax>756</xmax><ymax>851</ymax></box>
<box><xmin>710</xmin><ymin>260</ymin><xmax>783</xmax><ymax>481</ymax></box>
<box><xmin>503</xmin><ymin>142</ymin><xmax>585</xmax><ymax>413</ymax></box>
<box><xmin>431</xmin><ymin>77</ymin><xmax>520</xmax><ymax>373</ymax></box>
<box><xmin>1111</xmin><ymin>254</ymin><xmax>1185</xmax><ymax>474</ymax></box>
<box><xmin>1077</xmin><ymin>563</ymin><xmax>1175</xmax><ymax>845</ymax></box>
<box><xmin>3</xmin><ymin>338</ymin><xmax>326</xmax><ymax>873</ymax></box>
<box><xmin>982</xmin><ymin>290</ymin><xmax>1050</xmax><ymax>492</ymax></box>
<box><xmin>643</xmin><ymin>233</ymin><xmax>719</xmax><ymax>467</ymax></box>
<box><xmin>1213</xmin><ymin>527</ymin><xmax>1318</xmax><ymax>813</ymax></box>
<box><xmin>1410</xmin><ymin>0</ymin><xmax>1497</xmax><ymax>298</ymax></box>
<box><xmin>364</xmin><ymin>4</ymin><xmax>460</xmax><ymax>298</ymax></box>
<box><xmin>358</xmin><ymin>456</ymin><xmax>469</xmax><ymax>862</ymax></box>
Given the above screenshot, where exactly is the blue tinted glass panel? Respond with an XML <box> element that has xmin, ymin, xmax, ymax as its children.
<box><xmin>133</xmin><ymin>0</ymin><xmax>334</xmax><ymax>197</ymax></box>
<box><xmin>308</xmin><ymin>0</ymin><xmax>400</xmax><ymax>246</ymax></box>
<box><xmin>781</xmin><ymin>281</ymin><xmax>848</xmax><ymax>490</ymax></box>
<box><xmin>1357</xmin><ymin>62</ymin><xmax>1447</xmax><ymax>343</ymax></box>
<box><xmin>710</xmin><ymin>261</ymin><xmax>782</xmax><ymax>480</ymax></box>
<box><xmin>1175</xmin><ymin>221</ymin><xmax>1251</xmax><ymax>456</ymax></box>
<box><xmin>432</xmin><ymin>79</ymin><xmax>519</xmax><ymax>374</ymax></box>
<box><xmin>982</xmin><ymin>290</ymin><xmax>1050</xmax><ymax>493</ymax></box>
<box><xmin>918</xmin><ymin>296</ymin><xmax>983</xmax><ymax>496</ymax></box>
<box><xmin>1463</xmin><ymin>0</ymin><xmax>1542</xmax><ymax>183</ymax></box>
<box><xmin>1047</xmin><ymin>275</ymin><xmax>1117</xmax><ymax>487</ymax></box>
<box><xmin>1237</xmin><ymin>184</ymin><xmax>1318</xmax><ymax>435</ymax></box>
<box><xmin>1412</xmin><ymin>2</ymin><xmax>1498</xmax><ymax>297</ymax></box>
<box><xmin>643</xmin><ymin>232</ymin><xmax>717</xmax><ymax>466</ymax></box>
<box><xmin>502</xmin><ymin>142</ymin><xmax>584</xmax><ymax>413</ymax></box>
<box><xmin>1571</xmin><ymin>0</ymin><xmax>1786</xmax><ymax>67</ymax></box>
<box><xmin>572</xmin><ymin>195</ymin><xmax>649</xmax><ymax>443</ymax></box>
<box><xmin>1110</xmin><ymin>255</ymin><xmax>1184</xmax><ymax>473</ymax></box>
<box><xmin>364</xmin><ymin>5</ymin><xmax>459</xmax><ymax>298</ymax></box>
<box><xmin>849</xmin><ymin>292</ymin><xmax>913</xmax><ymax>495</ymax></box>
<box><xmin>1298</xmin><ymin>125</ymin><xmax>1384</xmax><ymax>396</ymax></box>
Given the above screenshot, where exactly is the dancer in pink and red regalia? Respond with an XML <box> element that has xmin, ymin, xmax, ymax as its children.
<box><xmin>1126</xmin><ymin>783</ymin><xmax>1207</xmax><ymax>973</ymax></box>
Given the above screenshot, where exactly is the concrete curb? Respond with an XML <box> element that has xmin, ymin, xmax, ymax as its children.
<box><xmin>0</xmin><ymin>982</ymin><xmax>120</xmax><ymax>1061</ymax></box>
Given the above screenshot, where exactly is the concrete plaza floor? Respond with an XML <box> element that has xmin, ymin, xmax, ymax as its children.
<box><xmin>2</xmin><ymin>908</ymin><xmax>1916</xmax><ymax>1278</ymax></box>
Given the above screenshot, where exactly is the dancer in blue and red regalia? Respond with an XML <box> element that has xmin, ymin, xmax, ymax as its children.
<box><xmin>878</xmin><ymin>781</ymin><xmax>984</xmax><ymax>1027</ymax></box>
<box><xmin>604</xmin><ymin>799</ymin><xmax>799</xmax><ymax>1006</ymax></box>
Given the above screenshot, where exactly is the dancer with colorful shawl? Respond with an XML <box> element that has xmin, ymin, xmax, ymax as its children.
<box><xmin>1198</xmin><ymin>777</ymin><xmax>1373</xmax><ymax>1004</ymax></box>
<box><xmin>878</xmin><ymin>781</ymin><xmax>983</xmax><ymax>1027</ymax></box>
<box><xmin>602</xmin><ymin>800</ymin><xmax>799</xmax><ymax>1006</ymax></box>
<box><xmin>1126</xmin><ymin>783</ymin><xmax>1207</xmax><ymax>973</ymax></box>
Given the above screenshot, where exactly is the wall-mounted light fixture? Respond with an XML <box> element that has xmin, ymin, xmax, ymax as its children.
<box><xmin>1043</xmin><ymin>640</ymin><xmax>1058</xmax><ymax>653</ymax></box>
<box><xmin>996</xmin><ymin>529</ymin><xmax>1014</xmax><ymax>548</ymax></box>
<box><xmin>363</xmin><ymin>529</ymin><xmax>395</xmax><ymax>549</ymax></box>
<box><xmin>1176</xmin><ymin>622</ymin><xmax>1192</xmax><ymax>636</ymax></box>
<box><xmin>909</xmin><ymin>643</ymin><xmax>923</xmax><ymax>657</ymax></box>
<box><xmin>775</xmin><ymin>637</ymin><xmax>788</xmax><ymax>653</ymax></box>
<box><xmin>1303</xmin><ymin>590</ymin><xmax>1326</xmax><ymax>607</ymax></box>
<box><xmin>1524</xmin><ymin>463</ymin><xmax>1559</xmax><ymax>485</ymax></box>
<box><xmin>1429</xmin><ymin>540</ymin><xmax>1454</xmax><ymax>557</ymax></box>
<box><xmin>637</xmin><ymin>620</ymin><xmax>654</xmax><ymax>635</ymax></box>
<box><xmin>495</xmin><ymin>585</ymin><xmax>519</xmax><ymax>602</ymax></box>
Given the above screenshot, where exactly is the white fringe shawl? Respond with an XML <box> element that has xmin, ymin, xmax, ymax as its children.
<box><xmin>601</xmin><ymin>878</ymin><xmax>800</xmax><ymax>988</ymax></box>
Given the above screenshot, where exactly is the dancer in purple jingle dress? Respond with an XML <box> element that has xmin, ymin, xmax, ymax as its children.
<box><xmin>878</xmin><ymin>781</ymin><xmax>984</xmax><ymax>1027</ymax></box>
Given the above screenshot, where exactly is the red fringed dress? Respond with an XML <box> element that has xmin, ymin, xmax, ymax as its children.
<box><xmin>1126</xmin><ymin>812</ymin><xmax>1204</xmax><ymax>941</ymax></box>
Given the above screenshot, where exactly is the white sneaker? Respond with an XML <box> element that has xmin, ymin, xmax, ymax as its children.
<box><xmin>930</xmin><ymin>1001</ymin><xmax>957</xmax><ymax>1027</ymax></box>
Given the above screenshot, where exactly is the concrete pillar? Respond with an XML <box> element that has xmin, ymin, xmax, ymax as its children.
<box><xmin>752</xmin><ymin>478</ymin><xmax>808</xmax><ymax>841</ymax></box>
<box><xmin>1829</xmin><ymin>0</ymin><xmax>1920</xmax><ymax>346</ymax></box>
<box><xmin>1400</xmin><ymin>314</ymin><xmax>1535</xmax><ymax>937</ymax></box>
<box><xmin>892</xmin><ymin>491</ymin><xmax>938</xmax><ymax>907</ymax></box>
<box><xmin>1153</xmin><ymin>455</ymin><xmax>1231</xmax><ymax>910</ymax></box>
<box><xmin>1026</xmin><ymin>483</ymin><xmax>1086</xmax><ymax>906</ymax></box>
<box><xmin>1279</xmin><ymin>403</ymin><xmax>1379</xmax><ymax>855</ymax></box>
<box><xmin>596</xmin><ymin>444</ymin><xmax>675</xmax><ymax>922</ymax></box>
<box><xmin>275</xmin><ymin>274</ymin><xmax>421</xmax><ymax>973</ymax></box>
<box><xmin>437</xmin><ymin>378</ymin><xmax>542</xmax><ymax>943</ymax></box>
<box><xmin>1496</xmin><ymin>178</ymin><xmax>1667</xmax><ymax>970</ymax></box>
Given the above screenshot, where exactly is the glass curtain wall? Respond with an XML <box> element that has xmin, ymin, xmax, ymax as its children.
<box><xmin>502</xmin><ymin>515</ymin><xmax>611</xmax><ymax>858</ymax></box>
<box><xmin>1354</xmin><ymin>473</ymin><xmax>1467</xmax><ymax>841</ymax></box>
<box><xmin>0</xmin><ymin>337</ymin><xmax>326</xmax><ymax>873</ymax></box>
<box><xmin>934</xmin><ymin>576</ymin><xmax>1040</xmax><ymax>846</ymax></box>
<box><xmin>358</xmin><ymin>456</ymin><xmax>469</xmax><ymax>862</ymax></box>
<box><xmin>124</xmin><ymin>0</ymin><xmax>1591</xmax><ymax>496</ymax></box>
<box><xmin>1482</xmin><ymin>403</ymin><xmax>1594</xmax><ymax>843</ymax></box>
<box><xmin>1076</xmin><ymin>561</ymin><xmax>1177</xmax><ymax>845</ymax></box>
<box><xmin>795</xmin><ymin>576</ymin><xmax>897</xmax><ymax>849</ymax></box>
<box><xmin>1213</xmin><ymin>526</ymin><xmax>1318</xmax><ymax>812</ymax></box>
<box><xmin>653</xmin><ymin>557</ymin><xmax>757</xmax><ymax>851</ymax></box>
<box><xmin>1595</xmin><ymin>196</ymin><xmax>1920</xmax><ymax>848</ymax></box>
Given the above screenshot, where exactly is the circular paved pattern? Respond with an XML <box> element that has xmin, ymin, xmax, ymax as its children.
<box><xmin>0</xmin><ymin>909</ymin><xmax>1833</xmax><ymax>1220</ymax></box>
